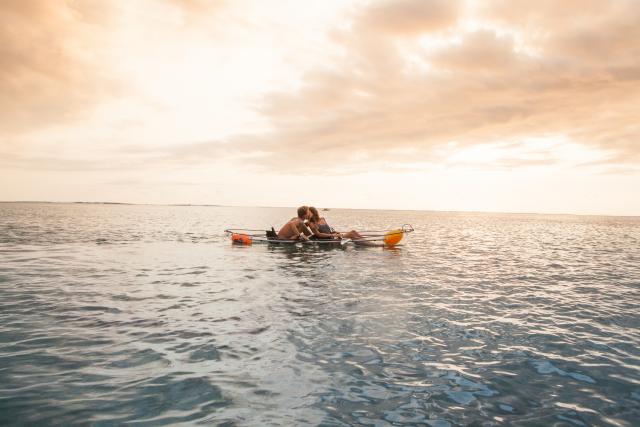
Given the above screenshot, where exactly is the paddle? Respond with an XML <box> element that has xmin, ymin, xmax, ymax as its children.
<box><xmin>300</xmin><ymin>221</ymin><xmax>315</xmax><ymax>242</ymax></box>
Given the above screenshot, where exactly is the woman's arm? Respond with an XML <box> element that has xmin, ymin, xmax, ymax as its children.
<box><xmin>318</xmin><ymin>218</ymin><xmax>340</xmax><ymax>238</ymax></box>
<box><xmin>309</xmin><ymin>223</ymin><xmax>339</xmax><ymax>239</ymax></box>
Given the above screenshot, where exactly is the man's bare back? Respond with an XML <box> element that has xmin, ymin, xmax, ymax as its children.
<box><xmin>277</xmin><ymin>206</ymin><xmax>311</xmax><ymax>240</ymax></box>
<box><xmin>277</xmin><ymin>217</ymin><xmax>305</xmax><ymax>240</ymax></box>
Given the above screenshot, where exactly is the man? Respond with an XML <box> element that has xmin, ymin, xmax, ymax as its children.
<box><xmin>277</xmin><ymin>206</ymin><xmax>312</xmax><ymax>240</ymax></box>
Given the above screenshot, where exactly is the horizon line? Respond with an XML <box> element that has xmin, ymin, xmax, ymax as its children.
<box><xmin>1</xmin><ymin>200</ymin><xmax>638</xmax><ymax>218</ymax></box>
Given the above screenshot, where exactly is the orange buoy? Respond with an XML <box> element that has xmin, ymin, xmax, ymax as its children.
<box><xmin>231</xmin><ymin>233</ymin><xmax>252</xmax><ymax>245</ymax></box>
<box><xmin>383</xmin><ymin>229</ymin><xmax>403</xmax><ymax>246</ymax></box>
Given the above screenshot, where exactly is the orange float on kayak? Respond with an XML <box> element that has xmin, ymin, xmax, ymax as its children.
<box><xmin>231</xmin><ymin>233</ymin><xmax>252</xmax><ymax>245</ymax></box>
<box><xmin>383</xmin><ymin>229</ymin><xmax>403</xmax><ymax>246</ymax></box>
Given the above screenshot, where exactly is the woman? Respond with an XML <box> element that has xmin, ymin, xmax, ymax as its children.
<box><xmin>308</xmin><ymin>207</ymin><xmax>363</xmax><ymax>240</ymax></box>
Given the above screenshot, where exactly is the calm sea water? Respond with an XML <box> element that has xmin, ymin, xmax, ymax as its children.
<box><xmin>1</xmin><ymin>203</ymin><xmax>639</xmax><ymax>426</ymax></box>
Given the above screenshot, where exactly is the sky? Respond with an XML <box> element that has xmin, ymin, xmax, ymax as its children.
<box><xmin>1</xmin><ymin>0</ymin><xmax>639</xmax><ymax>215</ymax></box>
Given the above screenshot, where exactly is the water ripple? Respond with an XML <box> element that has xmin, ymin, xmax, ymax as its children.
<box><xmin>0</xmin><ymin>204</ymin><xmax>639</xmax><ymax>425</ymax></box>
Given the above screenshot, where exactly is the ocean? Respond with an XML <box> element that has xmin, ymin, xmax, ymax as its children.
<box><xmin>1</xmin><ymin>203</ymin><xmax>639</xmax><ymax>426</ymax></box>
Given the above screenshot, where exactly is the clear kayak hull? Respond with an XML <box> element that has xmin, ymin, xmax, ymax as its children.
<box><xmin>225</xmin><ymin>224</ymin><xmax>414</xmax><ymax>246</ymax></box>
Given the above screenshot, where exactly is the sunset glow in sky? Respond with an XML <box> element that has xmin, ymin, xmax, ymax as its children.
<box><xmin>1</xmin><ymin>0</ymin><xmax>639</xmax><ymax>214</ymax></box>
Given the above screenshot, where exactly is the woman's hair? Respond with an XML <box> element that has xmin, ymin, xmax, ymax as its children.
<box><xmin>308</xmin><ymin>206</ymin><xmax>320</xmax><ymax>223</ymax></box>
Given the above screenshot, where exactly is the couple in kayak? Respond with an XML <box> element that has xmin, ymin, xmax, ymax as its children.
<box><xmin>277</xmin><ymin>206</ymin><xmax>363</xmax><ymax>241</ymax></box>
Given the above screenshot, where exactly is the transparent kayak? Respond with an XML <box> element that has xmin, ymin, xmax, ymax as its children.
<box><xmin>224</xmin><ymin>224</ymin><xmax>414</xmax><ymax>246</ymax></box>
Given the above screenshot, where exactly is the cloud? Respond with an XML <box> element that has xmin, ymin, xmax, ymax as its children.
<box><xmin>242</xmin><ymin>0</ymin><xmax>640</xmax><ymax>172</ymax></box>
<box><xmin>2</xmin><ymin>0</ymin><xmax>638</xmax><ymax>178</ymax></box>
<box><xmin>0</xmin><ymin>0</ymin><xmax>231</xmax><ymax>138</ymax></box>
<box><xmin>0</xmin><ymin>1</ymin><xmax>123</xmax><ymax>135</ymax></box>
<box><xmin>360</xmin><ymin>0</ymin><xmax>458</xmax><ymax>35</ymax></box>
<box><xmin>430</xmin><ymin>31</ymin><xmax>517</xmax><ymax>71</ymax></box>
<box><xmin>0</xmin><ymin>137</ymin><xmax>240</xmax><ymax>172</ymax></box>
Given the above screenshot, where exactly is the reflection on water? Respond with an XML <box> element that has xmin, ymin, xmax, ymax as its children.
<box><xmin>0</xmin><ymin>203</ymin><xmax>639</xmax><ymax>426</ymax></box>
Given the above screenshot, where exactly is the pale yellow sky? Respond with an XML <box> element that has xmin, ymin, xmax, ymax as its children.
<box><xmin>1</xmin><ymin>0</ymin><xmax>639</xmax><ymax>215</ymax></box>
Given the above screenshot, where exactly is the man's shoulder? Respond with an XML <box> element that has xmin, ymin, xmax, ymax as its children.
<box><xmin>286</xmin><ymin>217</ymin><xmax>301</xmax><ymax>225</ymax></box>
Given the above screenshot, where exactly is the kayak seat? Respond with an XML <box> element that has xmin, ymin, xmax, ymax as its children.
<box><xmin>266</xmin><ymin>227</ymin><xmax>278</xmax><ymax>240</ymax></box>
